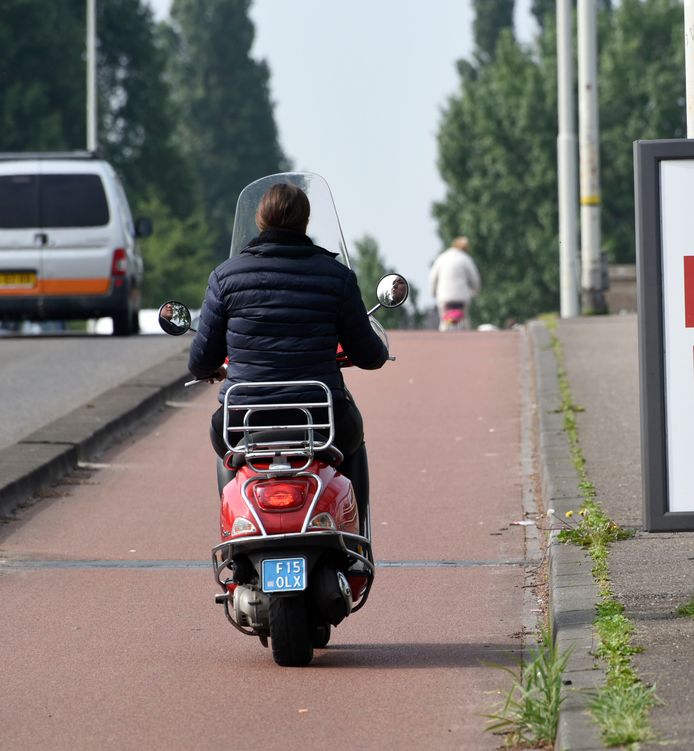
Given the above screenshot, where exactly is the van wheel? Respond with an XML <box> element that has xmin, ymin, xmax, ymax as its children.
<box><xmin>112</xmin><ymin>307</ymin><xmax>132</xmax><ymax>336</ymax></box>
<box><xmin>130</xmin><ymin>309</ymin><xmax>140</xmax><ymax>334</ymax></box>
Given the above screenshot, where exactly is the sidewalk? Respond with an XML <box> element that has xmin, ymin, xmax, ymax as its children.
<box><xmin>531</xmin><ymin>314</ymin><xmax>694</xmax><ymax>750</ymax></box>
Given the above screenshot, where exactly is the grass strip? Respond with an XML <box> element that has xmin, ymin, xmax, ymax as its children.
<box><xmin>544</xmin><ymin>314</ymin><xmax>657</xmax><ymax>747</ymax></box>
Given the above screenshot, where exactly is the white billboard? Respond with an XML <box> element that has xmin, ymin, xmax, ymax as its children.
<box><xmin>660</xmin><ymin>160</ymin><xmax>694</xmax><ymax>512</ymax></box>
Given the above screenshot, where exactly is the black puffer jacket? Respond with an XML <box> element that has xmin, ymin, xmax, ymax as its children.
<box><xmin>188</xmin><ymin>229</ymin><xmax>389</xmax><ymax>405</ymax></box>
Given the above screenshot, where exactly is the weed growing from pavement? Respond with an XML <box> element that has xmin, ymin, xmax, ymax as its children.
<box><xmin>484</xmin><ymin>625</ymin><xmax>571</xmax><ymax>749</ymax></box>
<box><xmin>544</xmin><ymin>315</ymin><xmax>657</xmax><ymax>747</ymax></box>
<box><xmin>588</xmin><ymin>682</ymin><xmax>659</xmax><ymax>747</ymax></box>
<box><xmin>675</xmin><ymin>599</ymin><xmax>694</xmax><ymax>617</ymax></box>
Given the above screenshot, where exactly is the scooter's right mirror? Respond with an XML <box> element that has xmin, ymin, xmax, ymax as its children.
<box><xmin>376</xmin><ymin>274</ymin><xmax>409</xmax><ymax>308</ymax></box>
<box><xmin>158</xmin><ymin>300</ymin><xmax>192</xmax><ymax>336</ymax></box>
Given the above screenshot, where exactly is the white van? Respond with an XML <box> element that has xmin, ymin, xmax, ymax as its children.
<box><xmin>0</xmin><ymin>152</ymin><xmax>151</xmax><ymax>335</ymax></box>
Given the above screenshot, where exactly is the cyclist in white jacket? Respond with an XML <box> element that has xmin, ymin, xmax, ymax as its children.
<box><xmin>429</xmin><ymin>236</ymin><xmax>481</xmax><ymax>330</ymax></box>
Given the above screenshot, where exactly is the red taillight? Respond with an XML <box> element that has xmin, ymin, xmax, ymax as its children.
<box><xmin>253</xmin><ymin>480</ymin><xmax>309</xmax><ymax>510</ymax></box>
<box><xmin>111</xmin><ymin>248</ymin><xmax>127</xmax><ymax>276</ymax></box>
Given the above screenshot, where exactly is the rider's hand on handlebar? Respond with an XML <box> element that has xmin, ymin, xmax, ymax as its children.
<box><xmin>202</xmin><ymin>365</ymin><xmax>227</xmax><ymax>383</ymax></box>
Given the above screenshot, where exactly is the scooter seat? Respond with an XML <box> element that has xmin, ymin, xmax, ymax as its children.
<box><xmin>227</xmin><ymin>429</ymin><xmax>344</xmax><ymax>469</ymax></box>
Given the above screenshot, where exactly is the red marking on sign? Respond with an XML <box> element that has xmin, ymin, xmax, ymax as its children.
<box><xmin>686</xmin><ymin>256</ymin><xmax>694</xmax><ymax>328</ymax></box>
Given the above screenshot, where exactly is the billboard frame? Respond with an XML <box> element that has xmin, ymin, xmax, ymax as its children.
<box><xmin>634</xmin><ymin>138</ymin><xmax>694</xmax><ymax>531</ymax></box>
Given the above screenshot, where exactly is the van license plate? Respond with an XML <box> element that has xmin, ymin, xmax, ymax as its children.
<box><xmin>262</xmin><ymin>557</ymin><xmax>307</xmax><ymax>593</ymax></box>
<box><xmin>0</xmin><ymin>272</ymin><xmax>36</xmax><ymax>289</ymax></box>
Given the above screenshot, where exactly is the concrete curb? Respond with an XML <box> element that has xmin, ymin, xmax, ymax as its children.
<box><xmin>528</xmin><ymin>321</ymin><xmax>606</xmax><ymax>751</ymax></box>
<box><xmin>0</xmin><ymin>350</ymin><xmax>191</xmax><ymax>518</ymax></box>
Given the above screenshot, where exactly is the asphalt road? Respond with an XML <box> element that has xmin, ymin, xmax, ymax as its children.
<box><xmin>0</xmin><ymin>330</ymin><xmax>534</xmax><ymax>750</ymax></box>
<box><xmin>0</xmin><ymin>333</ymin><xmax>189</xmax><ymax>452</ymax></box>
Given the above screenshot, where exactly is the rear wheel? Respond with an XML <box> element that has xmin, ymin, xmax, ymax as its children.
<box><xmin>269</xmin><ymin>596</ymin><xmax>313</xmax><ymax>667</ymax></box>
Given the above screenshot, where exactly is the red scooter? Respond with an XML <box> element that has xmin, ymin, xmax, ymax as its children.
<box><xmin>212</xmin><ymin>371</ymin><xmax>375</xmax><ymax>667</ymax></box>
<box><xmin>159</xmin><ymin>171</ymin><xmax>409</xmax><ymax>666</ymax></box>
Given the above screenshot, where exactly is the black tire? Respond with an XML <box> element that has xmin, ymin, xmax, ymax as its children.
<box><xmin>130</xmin><ymin>308</ymin><xmax>140</xmax><ymax>335</ymax></box>
<box><xmin>269</xmin><ymin>596</ymin><xmax>313</xmax><ymax>667</ymax></box>
<box><xmin>311</xmin><ymin>623</ymin><xmax>331</xmax><ymax>649</ymax></box>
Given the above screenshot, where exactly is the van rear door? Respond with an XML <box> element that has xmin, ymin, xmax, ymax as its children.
<box><xmin>40</xmin><ymin>172</ymin><xmax>114</xmax><ymax>297</ymax></box>
<box><xmin>0</xmin><ymin>173</ymin><xmax>43</xmax><ymax>295</ymax></box>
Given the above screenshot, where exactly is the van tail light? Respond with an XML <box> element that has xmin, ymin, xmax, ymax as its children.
<box><xmin>111</xmin><ymin>248</ymin><xmax>128</xmax><ymax>276</ymax></box>
<box><xmin>252</xmin><ymin>479</ymin><xmax>311</xmax><ymax>510</ymax></box>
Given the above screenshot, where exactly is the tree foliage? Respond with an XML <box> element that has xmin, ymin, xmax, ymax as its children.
<box><xmin>97</xmin><ymin>0</ymin><xmax>196</xmax><ymax>217</ymax></box>
<box><xmin>436</xmin><ymin>0</ymin><xmax>685</xmax><ymax>325</ymax></box>
<box><xmin>473</xmin><ymin>0</ymin><xmax>515</xmax><ymax>62</ymax></box>
<box><xmin>0</xmin><ymin>0</ymin><xmax>85</xmax><ymax>150</ymax></box>
<box><xmin>530</xmin><ymin>0</ymin><xmax>555</xmax><ymax>29</ymax></box>
<box><xmin>165</xmin><ymin>0</ymin><xmax>288</xmax><ymax>261</ymax></box>
<box><xmin>599</xmin><ymin>0</ymin><xmax>684</xmax><ymax>263</ymax></box>
<box><xmin>137</xmin><ymin>195</ymin><xmax>216</xmax><ymax>309</ymax></box>
<box><xmin>436</xmin><ymin>30</ymin><xmax>559</xmax><ymax>326</ymax></box>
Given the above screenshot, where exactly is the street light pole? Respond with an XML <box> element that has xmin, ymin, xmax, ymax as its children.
<box><xmin>557</xmin><ymin>0</ymin><xmax>580</xmax><ymax>318</ymax></box>
<box><xmin>577</xmin><ymin>0</ymin><xmax>606</xmax><ymax>313</ymax></box>
<box><xmin>86</xmin><ymin>0</ymin><xmax>98</xmax><ymax>152</ymax></box>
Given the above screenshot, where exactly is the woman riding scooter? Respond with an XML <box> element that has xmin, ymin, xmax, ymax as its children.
<box><xmin>188</xmin><ymin>181</ymin><xmax>388</xmax><ymax>532</ymax></box>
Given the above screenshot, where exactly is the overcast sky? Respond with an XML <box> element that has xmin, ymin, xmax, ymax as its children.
<box><xmin>147</xmin><ymin>0</ymin><xmax>535</xmax><ymax>306</ymax></box>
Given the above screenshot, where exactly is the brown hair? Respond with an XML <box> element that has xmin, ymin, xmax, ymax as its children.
<box><xmin>255</xmin><ymin>183</ymin><xmax>310</xmax><ymax>233</ymax></box>
<box><xmin>451</xmin><ymin>236</ymin><xmax>470</xmax><ymax>251</ymax></box>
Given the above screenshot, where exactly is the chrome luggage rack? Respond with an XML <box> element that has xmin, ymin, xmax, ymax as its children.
<box><xmin>223</xmin><ymin>380</ymin><xmax>337</xmax><ymax>474</ymax></box>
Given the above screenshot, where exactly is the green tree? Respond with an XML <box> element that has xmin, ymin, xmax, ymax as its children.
<box><xmin>530</xmin><ymin>0</ymin><xmax>554</xmax><ymax>29</ymax></box>
<box><xmin>473</xmin><ymin>0</ymin><xmax>515</xmax><ymax>62</ymax></box>
<box><xmin>137</xmin><ymin>195</ymin><xmax>216</xmax><ymax>308</ymax></box>
<box><xmin>97</xmin><ymin>0</ymin><xmax>196</xmax><ymax>217</ymax></box>
<box><xmin>435</xmin><ymin>0</ymin><xmax>684</xmax><ymax>324</ymax></box>
<box><xmin>599</xmin><ymin>0</ymin><xmax>685</xmax><ymax>263</ymax></box>
<box><xmin>0</xmin><ymin>0</ymin><xmax>84</xmax><ymax>150</ymax></box>
<box><xmin>435</xmin><ymin>29</ymin><xmax>559</xmax><ymax>326</ymax></box>
<box><xmin>165</xmin><ymin>0</ymin><xmax>288</xmax><ymax>261</ymax></box>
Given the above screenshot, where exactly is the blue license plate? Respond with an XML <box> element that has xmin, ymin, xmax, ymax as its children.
<box><xmin>262</xmin><ymin>557</ymin><xmax>307</xmax><ymax>593</ymax></box>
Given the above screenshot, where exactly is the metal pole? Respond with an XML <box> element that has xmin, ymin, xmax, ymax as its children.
<box><xmin>86</xmin><ymin>0</ymin><xmax>98</xmax><ymax>152</ymax></box>
<box><xmin>577</xmin><ymin>0</ymin><xmax>606</xmax><ymax>313</ymax></box>
<box><xmin>557</xmin><ymin>0</ymin><xmax>580</xmax><ymax>317</ymax></box>
<box><xmin>686</xmin><ymin>0</ymin><xmax>694</xmax><ymax>137</ymax></box>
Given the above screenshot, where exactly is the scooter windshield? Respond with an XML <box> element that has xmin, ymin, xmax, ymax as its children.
<box><xmin>229</xmin><ymin>172</ymin><xmax>351</xmax><ymax>268</ymax></box>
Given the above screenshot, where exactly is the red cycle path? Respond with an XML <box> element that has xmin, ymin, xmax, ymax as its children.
<box><xmin>0</xmin><ymin>330</ymin><xmax>528</xmax><ymax>750</ymax></box>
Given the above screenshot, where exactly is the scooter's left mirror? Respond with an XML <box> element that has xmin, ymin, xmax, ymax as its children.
<box><xmin>158</xmin><ymin>300</ymin><xmax>192</xmax><ymax>336</ymax></box>
<box><xmin>376</xmin><ymin>274</ymin><xmax>409</xmax><ymax>308</ymax></box>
